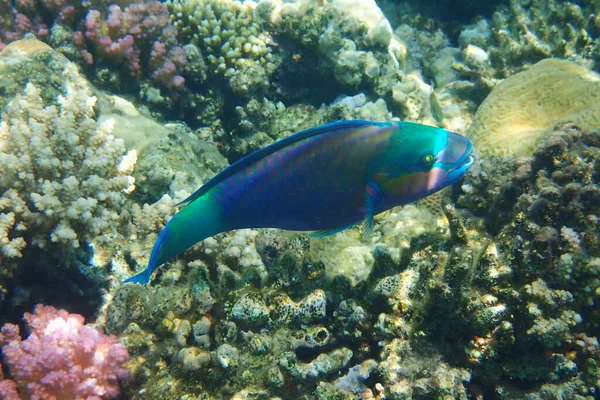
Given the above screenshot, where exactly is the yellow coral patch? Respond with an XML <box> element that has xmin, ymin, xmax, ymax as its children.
<box><xmin>467</xmin><ymin>59</ymin><xmax>600</xmax><ymax>158</ymax></box>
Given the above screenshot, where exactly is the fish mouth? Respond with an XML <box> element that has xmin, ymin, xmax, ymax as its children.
<box><xmin>445</xmin><ymin>145</ymin><xmax>474</xmax><ymax>183</ymax></box>
<box><xmin>426</xmin><ymin>143</ymin><xmax>475</xmax><ymax>193</ymax></box>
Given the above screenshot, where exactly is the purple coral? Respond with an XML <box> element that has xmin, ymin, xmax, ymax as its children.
<box><xmin>77</xmin><ymin>0</ymin><xmax>187</xmax><ymax>89</ymax></box>
<box><xmin>0</xmin><ymin>0</ymin><xmax>186</xmax><ymax>90</ymax></box>
<box><xmin>0</xmin><ymin>364</ymin><xmax>20</xmax><ymax>400</ymax></box>
<box><xmin>0</xmin><ymin>304</ymin><xmax>129</xmax><ymax>399</ymax></box>
<box><xmin>0</xmin><ymin>0</ymin><xmax>82</xmax><ymax>50</ymax></box>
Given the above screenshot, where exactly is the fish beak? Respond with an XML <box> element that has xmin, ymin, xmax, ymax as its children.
<box><xmin>445</xmin><ymin>144</ymin><xmax>474</xmax><ymax>183</ymax></box>
<box><xmin>428</xmin><ymin>133</ymin><xmax>474</xmax><ymax>190</ymax></box>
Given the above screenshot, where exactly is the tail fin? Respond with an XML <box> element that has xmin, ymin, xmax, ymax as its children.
<box><xmin>123</xmin><ymin>268</ymin><xmax>152</xmax><ymax>284</ymax></box>
<box><xmin>123</xmin><ymin>223</ymin><xmax>171</xmax><ymax>285</ymax></box>
<box><xmin>123</xmin><ymin>194</ymin><xmax>225</xmax><ymax>284</ymax></box>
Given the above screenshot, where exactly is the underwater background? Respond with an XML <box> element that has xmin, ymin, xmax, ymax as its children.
<box><xmin>0</xmin><ymin>0</ymin><xmax>599</xmax><ymax>398</ymax></box>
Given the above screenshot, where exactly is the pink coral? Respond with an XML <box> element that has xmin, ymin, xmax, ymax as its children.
<box><xmin>0</xmin><ymin>364</ymin><xmax>21</xmax><ymax>400</ymax></box>
<box><xmin>150</xmin><ymin>41</ymin><xmax>186</xmax><ymax>88</ymax></box>
<box><xmin>0</xmin><ymin>0</ymin><xmax>186</xmax><ymax>91</ymax></box>
<box><xmin>78</xmin><ymin>0</ymin><xmax>186</xmax><ymax>88</ymax></box>
<box><xmin>0</xmin><ymin>304</ymin><xmax>129</xmax><ymax>400</ymax></box>
<box><xmin>0</xmin><ymin>0</ymin><xmax>83</xmax><ymax>48</ymax></box>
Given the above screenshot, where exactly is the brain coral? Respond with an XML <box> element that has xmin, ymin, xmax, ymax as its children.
<box><xmin>467</xmin><ymin>58</ymin><xmax>600</xmax><ymax>158</ymax></box>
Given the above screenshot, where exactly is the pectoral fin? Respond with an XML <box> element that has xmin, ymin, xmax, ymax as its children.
<box><xmin>363</xmin><ymin>182</ymin><xmax>383</xmax><ymax>239</ymax></box>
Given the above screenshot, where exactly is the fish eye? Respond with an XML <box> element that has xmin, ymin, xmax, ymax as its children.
<box><xmin>422</xmin><ymin>153</ymin><xmax>435</xmax><ymax>166</ymax></box>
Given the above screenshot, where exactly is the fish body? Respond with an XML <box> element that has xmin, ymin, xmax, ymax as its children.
<box><xmin>125</xmin><ymin>120</ymin><xmax>474</xmax><ymax>284</ymax></box>
<box><xmin>429</xmin><ymin>84</ymin><xmax>444</xmax><ymax>125</ymax></box>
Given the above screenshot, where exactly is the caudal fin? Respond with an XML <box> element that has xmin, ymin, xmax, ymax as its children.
<box><xmin>123</xmin><ymin>193</ymin><xmax>226</xmax><ymax>284</ymax></box>
<box><xmin>123</xmin><ymin>267</ymin><xmax>152</xmax><ymax>284</ymax></box>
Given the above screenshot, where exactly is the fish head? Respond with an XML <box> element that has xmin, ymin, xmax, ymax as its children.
<box><xmin>375</xmin><ymin>123</ymin><xmax>474</xmax><ymax>203</ymax></box>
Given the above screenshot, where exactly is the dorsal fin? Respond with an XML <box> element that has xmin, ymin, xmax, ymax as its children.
<box><xmin>178</xmin><ymin>120</ymin><xmax>389</xmax><ymax>206</ymax></box>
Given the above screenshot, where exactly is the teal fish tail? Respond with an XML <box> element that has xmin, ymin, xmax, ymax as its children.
<box><xmin>123</xmin><ymin>268</ymin><xmax>152</xmax><ymax>284</ymax></box>
<box><xmin>123</xmin><ymin>226</ymin><xmax>172</xmax><ymax>284</ymax></box>
<box><xmin>124</xmin><ymin>193</ymin><xmax>224</xmax><ymax>284</ymax></box>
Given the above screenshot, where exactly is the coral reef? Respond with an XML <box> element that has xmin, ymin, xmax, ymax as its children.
<box><xmin>1</xmin><ymin>0</ymin><xmax>599</xmax><ymax>398</ymax></box>
<box><xmin>220</xmin><ymin>93</ymin><xmax>394</xmax><ymax>161</ymax></box>
<box><xmin>452</xmin><ymin>124</ymin><xmax>600</xmax><ymax>395</ymax></box>
<box><xmin>0</xmin><ymin>0</ymin><xmax>88</xmax><ymax>51</ymax></box>
<box><xmin>460</xmin><ymin>123</ymin><xmax>600</xmax><ymax>319</ymax></box>
<box><xmin>0</xmin><ymin>39</ymin><xmax>229</xmax><ymax>322</ymax></box>
<box><xmin>460</xmin><ymin>0</ymin><xmax>600</xmax><ymax>76</ymax></box>
<box><xmin>2</xmin><ymin>0</ymin><xmax>469</xmax><ymax>151</ymax></box>
<box><xmin>0</xmin><ymin>38</ymin><xmax>94</xmax><ymax>112</ymax></box>
<box><xmin>0</xmin><ymin>74</ymin><xmax>135</xmax><ymax>316</ymax></box>
<box><xmin>379</xmin><ymin>339</ymin><xmax>471</xmax><ymax>398</ymax></box>
<box><xmin>164</xmin><ymin>0</ymin><xmax>425</xmax><ymax>157</ymax></box>
<box><xmin>0</xmin><ymin>0</ymin><xmax>187</xmax><ymax>115</ymax></box>
<box><xmin>130</xmin><ymin>121</ymin><xmax>229</xmax><ymax>204</ymax></box>
<box><xmin>265</xmin><ymin>0</ymin><xmax>403</xmax><ymax>101</ymax></box>
<box><xmin>0</xmin><ymin>304</ymin><xmax>129</xmax><ymax>399</ymax></box>
<box><xmin>0</xmin><ymin>82</ymin><xmax>133</xmax><ymax>253</ymax></box>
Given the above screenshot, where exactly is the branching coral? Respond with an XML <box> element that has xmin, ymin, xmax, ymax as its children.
<box><xmin>0</xmin><ymin>0</ymin><xmax>88</xmax><ymax>50</ymax></box>
<box><xmin>166</xmin><ymin>0</ymin><xmax>277</xmax><ymax>95</ymax></box>
<box><xmin>0</xmin><ymin>80</ymin><xmax>134</xmax><ymax>278</ymax></box>
<box><xmin>0</xmin><ymin>304</ymin><xmax>129</xmax><ymax>399</ymax></box>
<box><xmin>0</xmin><ymin>0</ymin><xmax>187</xmax><ymax>115</ymax></box>
<box><xmin>77</xmin><ymin>0</ymin><xmax>187</xmax><ymax>91</ymax></box>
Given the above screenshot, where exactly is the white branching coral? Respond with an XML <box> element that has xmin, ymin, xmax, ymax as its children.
<box><xmin>0</xmin><ymin>82</ymin><xmax>136</xmax><ymax>263</ymax></box>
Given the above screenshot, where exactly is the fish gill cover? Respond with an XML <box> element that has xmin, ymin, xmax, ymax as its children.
<box><xmin>0</xmin><ymin>0</ymin><xmax>599</xmax><ymax>399</ymax></box>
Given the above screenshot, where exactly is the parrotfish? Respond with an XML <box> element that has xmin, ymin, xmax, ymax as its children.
<box><xmin>125</xmin><ymin>120</ymin><xmax>474</xmax><ymax>284</ymax></box>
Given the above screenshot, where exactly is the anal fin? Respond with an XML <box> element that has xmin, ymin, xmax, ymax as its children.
<box><xmin>310</xmin><ymin>223</ymin><xmax>356</xmax><ymax>238</ymax></box>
